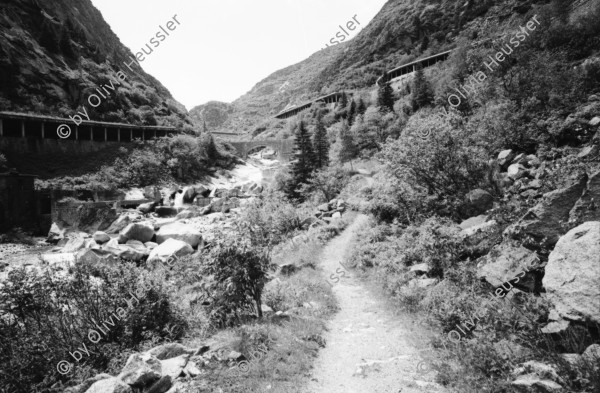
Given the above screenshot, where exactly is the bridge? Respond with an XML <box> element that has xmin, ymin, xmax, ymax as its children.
<box><xmin>274</xmin><ymin>92</ymin><xmax>346</xmax><ymax>120</ymax></box>
<box><xmin>376</xmin><ymin>50</ymin><xmax>453</xmax><ymax>86</ymax></box>
<box><xmin>229</xmin><ymin>139</ymin><xmax>295</xmax><ymax>162</ymax></box>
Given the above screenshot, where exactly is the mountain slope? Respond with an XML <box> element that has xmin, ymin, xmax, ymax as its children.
<box><xmin>0</xmin><ymin>0</ymin><xmax>193</xmax><ymax>130</ymax></box>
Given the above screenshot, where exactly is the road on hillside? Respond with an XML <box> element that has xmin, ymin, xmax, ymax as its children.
<box><xmin>304</xmin><ymin>214</ymin><xmax>447</xmax><ymax>393</ymax></box>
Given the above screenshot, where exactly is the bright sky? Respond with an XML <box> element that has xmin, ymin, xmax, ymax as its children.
<box><xmin>90</xmin><ymin>0</ymin><xmax>387</xmax><ymax>110</ymax></box>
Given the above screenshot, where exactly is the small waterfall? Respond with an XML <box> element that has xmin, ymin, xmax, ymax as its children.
<box><xmin>173</xmin><ymin>191</ymin><xmax>185</xmax><ymax>207</ymax></box>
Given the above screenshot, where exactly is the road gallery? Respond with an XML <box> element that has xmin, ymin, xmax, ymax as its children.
<box><xmin>447</xmin><ymin>14</ymin><xmax>541</xmax><ymax>108</ymax></box>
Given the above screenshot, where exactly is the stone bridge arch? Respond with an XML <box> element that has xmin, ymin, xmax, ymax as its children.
<box><xmin>228</xmin><ymin>139</ymin><xmax>294</xmax><ymax>162</ymax></box>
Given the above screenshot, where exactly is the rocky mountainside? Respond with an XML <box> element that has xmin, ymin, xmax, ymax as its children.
<box><xmin>0</xmin><ymin>0</ymin><xmax>193</xmax><ymax>130</ymax></box>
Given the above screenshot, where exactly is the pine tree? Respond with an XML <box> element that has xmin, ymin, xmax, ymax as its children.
<box><xmin>357</xmin><ymin>98</ymin><xmax>367</xmax><ymax>116</ymax></box>
<box><xmin>206</xmin><ymin>133</ymin><xmax>218</xmax><ymax>159</ymax></box>
<box><xmin>347</xmin><ymin>100</ymin><xmax>357</xmax><ymax>126</ymax></box>
<box><xmin>339</xmin><ymin>92</ymin><xmax>349</xmax><ymax>110</ymax></box>
<box><xmin>378</xmin><ymin>82</ymin><xmax>395</xmax><ymax>113</ymax></box>
<box><xmin>203</xmin><ymin>120</ymin><xmax>208</xmax><ymax>134</ymax></box>
<box><xmin>411</xmin><ymin>64</ymin><xmax>434</xmax><ymax>110</ymax></box>
<box><xmin>338</xmin><ymin>121</ymin><xmax>357</xmax><ymax>170</ymax></box>
<box><xmin>286</xmin><ymin>121</ymin><xmax>315</xmax><ymax>200</ymax></box>
<box><xmin>313</xmin><ymin>115</ymin><xmax>329</xmax><ymax>169</ymax></box>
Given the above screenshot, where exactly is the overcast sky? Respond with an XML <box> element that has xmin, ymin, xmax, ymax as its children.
<box><xmin>90</xmin><ymin>0</ymin><xmax>387</xmax><ymax>110</ymax></box>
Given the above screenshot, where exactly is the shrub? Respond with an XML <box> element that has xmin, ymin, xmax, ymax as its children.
<box><xmin>0</xmin><ymin>263</ymin><xmax>185</xmax><ymax>392</ymax></box>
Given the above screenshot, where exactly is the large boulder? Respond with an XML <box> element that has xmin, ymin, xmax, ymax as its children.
<box><xmin>569</xmin><ymin>171</ymin><xmax>600</xmax><ymax>223</ymax></box>
<box><xmin>105</xmin><ymin>215</ymin><xmax>132</xmax><ymax>234</ymax></box>
<box><xmin>476</xmin><ymin>243</ymin><xmax>542</xmax><ymax>291</ymax></box>
<box><xmin>137</xmin><ymin>202</ymin><xmax>156</xmax><ymax>214</ymax></box>
<box><xmin>85</xmin><ymin>377</ymin><xmax>132</xmax><ymax>393</ymax></box>
<box><xmin>61</xmin><ymin>233</ymin><xmax>87</xmax><ymax>253</ymax></box>
<box><xmin>147</xmin><ymin>238</ymin><xmax>194</xmax><ymax>265</ymax></box>
<box><xmin>504</xmin><ymin>175</ymin><xmax>588</xmax><ymax>247</ymax></box>
<box><xmin>543</xmin><ymin>221</ymin><xmax>600</xmax><ymax>324</ymax></box>
<box><xmin>118</xmin><ymin>353</ymin><xmax>162</xmax><ymax>387</ymax></box>
<box><xmin>47</xmin><ymin>222</ymin><xmax>65</xmax><ymax>244</ymax></box>
<box><xmin>93</xmin><ymin>231</ymin><xmax>111</xmax><ymax>244</ymax></box>
<box><xmin>120</xmin><ymin>222</ymin><xmax>154</xmax><ymax>243</ymax></box>
<box><xmin>76</xmin><ymin>248</ymin><xmax>118</xmax><ymax>267</ymax></box>
<box><xmin>156</xmin><ymin>222</ymin><xmax>202</xmax><ymax>248</ymax></box>
<box><xmin>103</xmin><ymin>238</ymin><xmax>148</xmax><ymax>261</ymax></box>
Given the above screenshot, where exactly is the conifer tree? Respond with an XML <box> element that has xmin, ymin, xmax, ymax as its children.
<box><xmin>339</xmin><ymin>92</ymin><xmax>349</xmax><ymax>110</ymax></box>
<box><xmin>313</xmin><ymin>115</ymin><xmax>329</xmax><ymax>169</ymax></box>
<box><xmin>347</xmin><ymin>100</ymin><xmax>357</xmax><ymax>126</ymax></box>
<box><xmin>338</xmin><ymin>121</ymin><xmax>357</xmax><ymax>170</ymax></box>
<box><xmin>378</xmin><ymin>82</ymin><xmax>395</xmax><ymax>113</ymax></box>
<box><xmin>357</xmin><ymin>98</ymin><xmax>367</xmax><ymax>116</ymax></box>
<box><xmin>411</xmin><ymin>64</ymin><xmax>434</xmax><ymax>111</ymax></box>
<box><xmin>286</xmin><ymin>120</ymin><xmax>315</xmax><ymax>200</ymax></box>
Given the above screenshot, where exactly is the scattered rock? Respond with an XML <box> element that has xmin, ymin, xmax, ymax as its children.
<box><xmin>409</xmin><ymin>263</ymin><xmax>430</xmax><ymax>275</ymax></box>
<box><xmin>105</xmin><ymin>215</ymin><xmax>132</xmax><ymax>234</ymax></box>
<box><xmin>145</xmin><ymin>376</ymin><xmax>172</xmax><ymax>393</ymax></box>
<box><xmin>160</xmin><ymin>355</ymin><xmax>189</xmax><ymax>380</ymax></box>
<box><xmin>476</xmin><ymin>243</ymin><xmax>541</xmax><ymax>290</ymax></box>
<box><xmin>464</xmin><ymin>189</ymin><xmax>494</xmax><ymax>216</ymax></box>
<box><xmin>540</xmin><ymin>320</ymin><xmax>570</xmax><ymax>334</ymax></box>
<box><xmin>498</xmin><ymin>149</ymin><xmax>516</xmax><ymax>169</ymax></box>
<box><xmin>589</xmin><ymin>116</ymin><xmax>600</xmax><ymax>126</ymax></box>
<box><xmin>507</xmin><ymin>164</ymin><xmax>528</xmax><ymax>180</ymax></box>
<box><xmin>317</xmin><ymin>203</ymin><xmax>330</xmax><ymax>212</ymax></box>
<box><xmin>582</xmin><ymin>343</ymin><xmax>600</xmax><ymax>366</ymax></box>
<box><xmin>64</xmin><ymin>373</ymin><xmax>112</xmax><ymax>393</ymax></box>
<box><xmin>332</xmin><ymin>212</ymin><xmax>342</xmax><ymax>219</ymax></box>
<box><xmin>577</xmin><ymin>145</ymin><xmax>599</xmax><ymax>159</ymax></box>
<box><xmin>156</xmin><ymin>222</ymin><xmax>202</xmax><ymax>248</ymax></box>
<box><xmin>118</xmin><ymin>353</ymin><xmax>162</xmax><ymax>387</ymax></box>
<box><xmin>510</xmin><ymin>374</ymin><xmax>563</xmax><ymax>392</ymax></box>
<box><xmin>147</xmin><ymin>343</ymin><xmax>195</xmax><ymax>361</ymax></box>
<box><xmin>543</xmin><ymin>221</ymin><xmax>600</xmax><ymax>323</ymax></box>
<box><xmin>505</xmin><ymin>175</ymin><xmax>588</xmax><ymax>247</ymax></box>
<box><xmin>93</xmin><ymin>231</ymin><xmax>111</xmax><ymax>244</ymax></box>
<box><xmin>76</xmin><ymin>248</ymin><xmax>118</xmax><ymax>267</ymax></box>
<box><xmin>85</xmin><ymin>377</ymin><xmax>132</xmax><ymax>393</ymax></box>
<box><xmin>138</xmin><ymin>202</ymin><xmax>156</xmax><ymax>214</ymax></box>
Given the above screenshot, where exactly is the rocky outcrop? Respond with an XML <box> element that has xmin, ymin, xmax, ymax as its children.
<box><xmin>463</xmin><ymin>189</ymin><xmax>494</xmax><ymax>217</ymax></box>
<box><xmin>543</xmin><ymin>221</ymin><xmax>600</xmax><ymax>324</ymax></box>
<box><xmin>504</xmin><ymin>174</ymin><xmax>588</xmax><ymax>248</ymax></box>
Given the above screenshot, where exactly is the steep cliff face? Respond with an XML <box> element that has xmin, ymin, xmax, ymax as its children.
<box><xmin>0</xmin><ymin>0</ymin><xmax>192</xmax><ymax>129</ymax></box>
<box><xmin>189</xmin><ymin>101</ymin><xmax>234</xmax><ymax>129</ymax></box>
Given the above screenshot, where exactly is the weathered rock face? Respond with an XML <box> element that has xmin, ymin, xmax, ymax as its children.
<box><xmin>120</xmin><ymin>222</ymin><xmax>155</xmax><ymax>243</ymax></box>
<box><xmin>147</xmin><ymin>238</ymin><xmax>194</xmax><ymax>264</ymax></box>
<box><xmin>47</xmin><ymin>222</ymin><xmax>65</xmax><ymax>244</ymax></box>
<box><xmin>569</xmin><ymin>171</ymin><xmax>600</xmax><ymax>223</ymax></box>
<box><xmin>504</xmin><ymin>175</ymin><xmax>588</xmax><ymax>248</ymax></box>
<box><xmin>55</xmin><ymin>201</ymin><xmax>118</xmax><ymax>233</ymax></box>
<box><xmin>156</xmin><ymin>222</ymin><xmax>202</xmax><ymax>248</ymax></box>
<box><xmin>118</xmin><ymin>353</ymin><xmax>162</xmax><ymax>387</ymax></box>
<box><xmin>543</xmin><ymin>221</ymin><xmax>600</xmax><ymax>324</ymax></box>
<box><xmin>476</xmin><ymin>243</ymin><xmax>541</xmax><ymax>290</ymax></box>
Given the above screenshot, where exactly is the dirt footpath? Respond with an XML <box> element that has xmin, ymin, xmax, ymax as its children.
<box><xmin>304</xmin><ymin>214</ymin><xmax>447</xmax><ymax>393</ymax></box>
